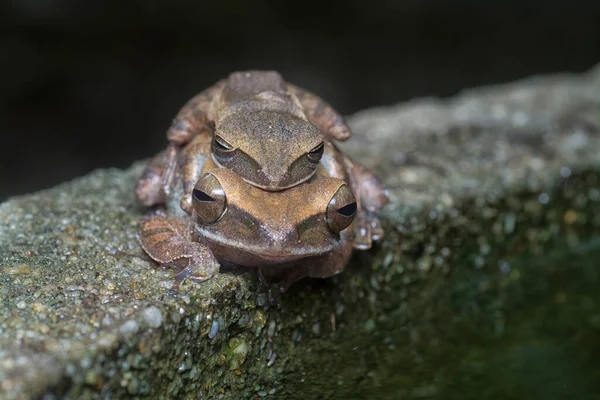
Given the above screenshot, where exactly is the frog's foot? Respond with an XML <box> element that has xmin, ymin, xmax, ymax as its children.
<box><xmin>343</xmin><ymin>157</ymin><xmax>388</xmax><ymax>249</ymax></box>
<box><xmin>180</xmin><ymin>194</ymin><xmax>193</xmax><ymax>216</ymax></box>
<box><xmin>352</xmin><ymin>210</ymin><xmax>384</xmax><ymax>250</ymax></box>
<box><xmin>135</xmin><ymin>145</ymin><xmax>178</xmax><ymax>206</ymax></box>
<box><xmin>175</xmin><ymin>258</ymin><xmax>219</xmax><ymax>282</ymax></box>
<box><xmin>174</xmin><ymin>244</ymin><xmax>220</xmax><ymax>282</ymax></box>
<box><xmin>138</xmin><ymin>215</ymin><xmax>219</xmax><ymax>282</ymax></box>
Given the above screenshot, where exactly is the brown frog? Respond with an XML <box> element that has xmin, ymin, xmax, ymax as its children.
<box><xmin>135</xmin><ymin>71</ymin><xmax>387</xmax><ymax>290</ymax></box>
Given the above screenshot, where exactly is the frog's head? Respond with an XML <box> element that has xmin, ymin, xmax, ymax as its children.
<box><xmin>211</xmin><ymin>108</ymin><xmax>325</xmax><ymax>191</ymax></box>
<box><xmin>190</xmin><ymin>166</ymin><xmax>356</xmax><ymax>262</ymax></box>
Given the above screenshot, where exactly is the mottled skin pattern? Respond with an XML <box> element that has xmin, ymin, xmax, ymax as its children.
<box><xmin>135</xmin><ymin>71</ymin><xmax>387</xmax><ymax>291</ymax></box>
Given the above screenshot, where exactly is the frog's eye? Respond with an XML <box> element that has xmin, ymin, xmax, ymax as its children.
<box><xmin>192</xmin><ymin>173</ymin><xmax>227</xmax><ymax>223</ymax></box>
<box><xmin>307</xmin><ymin>142</ymin><xmax>325</xmax><ymax>163</ymax></box>
<box><xmin>213</xmin><ymin>135</ymin><xmax>235</xmax><ymax>152</ymax></box>
<box><xmin>326</xmin><ymin>184</ymin><xmax>357</xmax><ymax>233</ymax></box>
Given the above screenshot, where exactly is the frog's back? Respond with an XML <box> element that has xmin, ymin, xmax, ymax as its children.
<box><xmin>215</xmin><ymin>70</ymin><xmax>307</xmax><ymax>124</ymax></box>
<box><xmin>221</xmin><ymin>70</ymin><xmax>287</xmax><ymax>103</ymax></box>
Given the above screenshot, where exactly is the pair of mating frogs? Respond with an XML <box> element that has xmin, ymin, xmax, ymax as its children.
<box><xmin>135</xmin><ymin>71</ymin><xmax>387</xmax><ymax>292</ymax></box>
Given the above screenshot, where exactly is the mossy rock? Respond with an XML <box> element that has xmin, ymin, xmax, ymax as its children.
<box><xmin>1</xmin><ymin>65</ymin><xmax>600</xmax><ymax>399</ymax></box>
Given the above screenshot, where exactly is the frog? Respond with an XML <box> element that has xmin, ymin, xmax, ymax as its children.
<box><xmin>135</xmin><ymin>70</ymin><xmax>385</xmax><ymax>248</ymax></box>
<box><xmin>164</xmin><ymin>70</ymin><xmax>353</xmax><ymax>193</ymax></box>
<box><xmin>136</xmin><ymin>153</ymin><xmax>386</xmax><ymax>291</ymax></box>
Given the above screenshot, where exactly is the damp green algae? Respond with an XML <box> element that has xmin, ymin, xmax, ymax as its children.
<box><xmin>1</xmin><ymin>65</ymin><xmax>600</xmax><ymax>399</ymax></box>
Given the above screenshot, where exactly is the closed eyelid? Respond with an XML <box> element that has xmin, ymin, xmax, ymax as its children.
<box><xmin>309</xmin><ymin>142</ymin><xmax>324</xmax><ymax>152</ymax></box>
<box><xmin>213</xmin><ymin>135</ymin><xmax>235</xmax><ymax>150</ymax></box>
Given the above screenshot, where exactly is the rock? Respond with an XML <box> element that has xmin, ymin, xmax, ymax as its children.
<box><xmin>1</xmin><ymin>65</ymin><xmax>600</xmax><ymax>399</ymax></box>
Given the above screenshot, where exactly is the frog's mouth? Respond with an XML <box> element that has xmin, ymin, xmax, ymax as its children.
<box><xmin>212</xmin><ymin>154</ymin><xmax>317</xmax><ymax>192</ymax></box>
<box><xmin>197</xmin><ymin>227</ymin><xmax>339</xmax><ymax>264</ymax></box>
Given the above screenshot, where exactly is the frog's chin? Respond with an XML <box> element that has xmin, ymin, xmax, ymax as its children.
<box><xmin>240</xmin><ymin>171</ymin><xmax>315</xmax><ymax>192</ymax></box>
<box><xmin>248</xmin><ymin>248</ymin><xmax>327</xmax><ymax>263</ymax></box>
<box><xmin>201</xmin><ymin>236</ymin><xmax>336</xmax><ymax>267</ymax></box>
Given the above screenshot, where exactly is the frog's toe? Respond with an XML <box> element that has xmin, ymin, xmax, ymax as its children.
<box><xmin>176</xmin><ymin>261</ymin><xmax>219</xmax><ymax>282</ymax></box>
<box><xmin>352</xmin><ymin>210</ymin><xmax>385</xmax><ymax>249</ymax></box>
<box><xmin>180</xmin><ymin>194</ymin><xmax>193</xmax><ymax>215</ymax></box>
<box><xmin>370</xmin><ymin>216</ymin><xmax>384</xmax><ymax>241</ymax></box>
<box><xmin>352</xmin><ymin>218</ymin><xmax>373</xmax><ymax>250</ymax></box>
<box><xmin>175</xmin><ymin>245</ymin><xmax>220</xmax><ymax>282</ymax></box>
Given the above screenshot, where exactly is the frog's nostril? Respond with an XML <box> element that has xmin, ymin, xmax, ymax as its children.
<box><xmin>260</xmin><ymin>168</ymin><xmax>288</xmax><ymax>187</ymax></box>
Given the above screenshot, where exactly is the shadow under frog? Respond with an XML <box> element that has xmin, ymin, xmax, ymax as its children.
<box><xmin>135</xmin><ymin>70</ymin><xmax>387</xmax><ymax>291</ymax></box>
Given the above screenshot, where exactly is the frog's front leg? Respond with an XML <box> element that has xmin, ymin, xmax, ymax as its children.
<box><xmin>134</xmin><ymin>144</ymin><xmax>178</xmax><ymax>206</ymax></box>
<box><xmin>138</xmin><ymin>215</ymin><xmax>219</xmax><ymax>281</ymax></box>
<box><xmin>166</xmin><ymin>81</ymin><xmax>224</xmax><ymax>145</ymax></box>
<box><xmin>179</xmin><ymin>132</ymin><xmax>212</xmax><ymax>214</ymax></box>
<box><xmin>288</xmin><ymin>84</ymin><xmax>352</xmax><ymax>142</ymax></box>
<box><xmin>321</xmin><ymin>142</ymin><xmax>388</xmax><ymax>249</ymax></box>
<box><xmin>343</xmin><ymin>156</ymin><xmax>388</xmax><ymax>249</ymax></box>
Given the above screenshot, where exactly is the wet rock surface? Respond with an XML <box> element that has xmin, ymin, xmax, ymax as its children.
<box><xmin>1</xmin><ymin>65</ymin><xmax>599</xmax><ymax>399</ymax></box>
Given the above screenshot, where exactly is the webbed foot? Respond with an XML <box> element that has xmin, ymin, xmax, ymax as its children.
<box><xmin>138</xmin><ymin>215</ymin><xmax>219</xmax><ymax>282</ymax></box>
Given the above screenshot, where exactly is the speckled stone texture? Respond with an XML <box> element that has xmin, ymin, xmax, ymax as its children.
<box><xmin>1</xmin><ymin>65</ymin><xmax>599</xmax><ymax>399</ymax></box>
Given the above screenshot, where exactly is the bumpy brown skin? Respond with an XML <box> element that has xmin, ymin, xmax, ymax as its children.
<box><xmin>165</xmin><ymin>70</ymin><xmax>352</xmax><ymax>146</ymax></box>
<box><xmin>134</xmin><ymin>71</ymin><xmax>387</xmax><ymax>291</ymax></box>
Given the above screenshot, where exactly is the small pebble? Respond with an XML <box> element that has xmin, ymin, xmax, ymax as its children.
<box><xmin>159</xmin><ymin>280</ymin><xmax>174</xmax><ymax>289</ymax></box>
<box><xmin>311</xmin><ymin>322</ymin><xmax>320</xmax><ymax>336</ymax></box>
<box><xmin>120</xmin><ymin>320</ymin><xmax>139</xmax><ymax>336</ymax></box>
<box><xmin>170</xmin><ymin>312</ymin><xmax>182</xmax><ymax>324</ymax></box>
<box><xmin>208</xmin><ymin>320</ymin><xmax>219</xmax><ymax>339</ymax></box>
<box><xmin>267</xmin><ymin>321</ymin><xmax>276</xmax><ymax>338</ymax></box>
<box><xmin>498</xmin><ymin>260</ymin><xmax>511</xmax><ymax>274</ymax></box>
<box><xmin>142</xmin><ymin>306</ymin><xmax>163</xmax><ymax>328</ymax></box>
<box><xmin>364</xmin><ymin>319</ymin><xmax>376</xmax><ymax>332</ymax></box>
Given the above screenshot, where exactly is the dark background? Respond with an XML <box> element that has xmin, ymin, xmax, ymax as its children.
<box><xmin>2</xmin><ymin>0</ymin><xmax>599</xmax><ymax>200</ymax></box>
